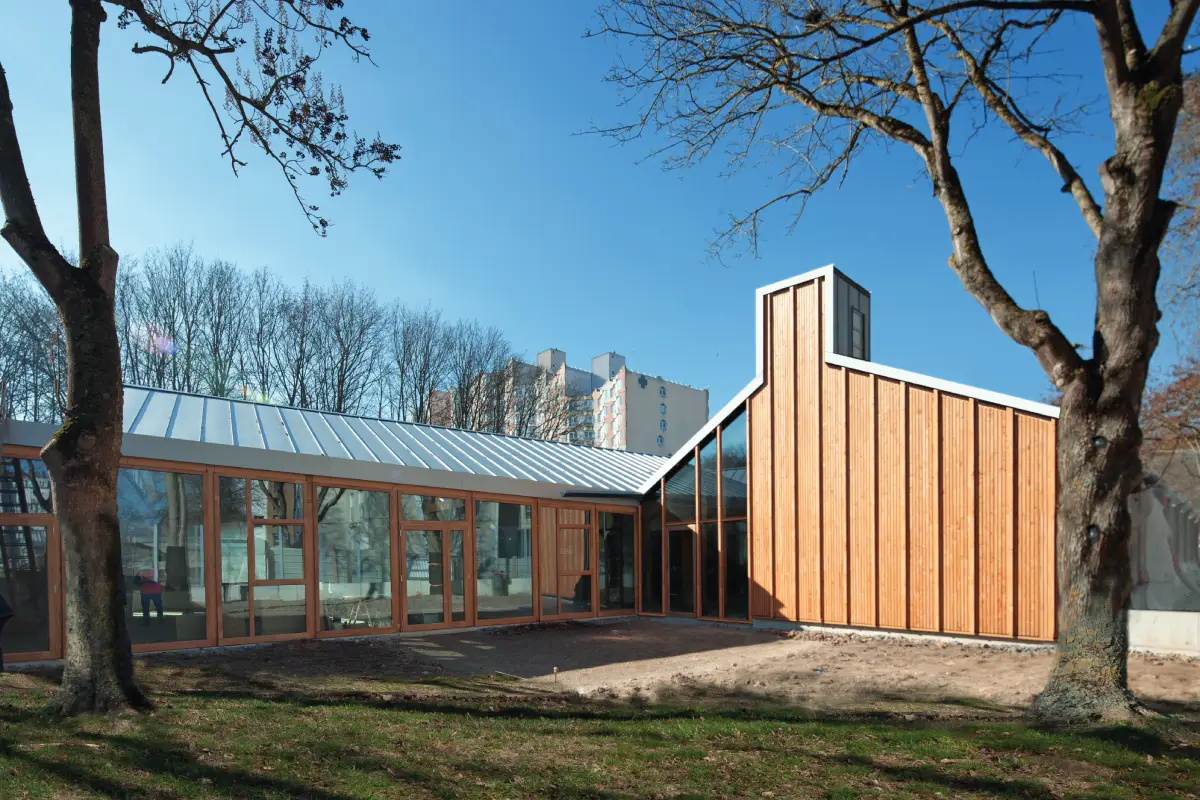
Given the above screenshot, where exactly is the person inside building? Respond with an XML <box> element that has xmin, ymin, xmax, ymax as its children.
<box><xmin>133</xmin><ymin>569</ymin><xmax>164</xmax><ymax>624</ymax></box>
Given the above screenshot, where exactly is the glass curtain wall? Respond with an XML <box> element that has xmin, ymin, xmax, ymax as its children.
<box><xmin>117</xmin><ymin>468</ymin><xmax>207</xmax><ymax>645</ymax></box>
<box><xmin>475</xmin><ymin>500</ymin><xmax>533</xmax><ymax>622</ymax></box>
<box><xmin>721</xmin><ymin>412</ymin><xmax>750</xmax><ymax>621</ymax></box>
<box><xmin>598</xmin><ymin>512</ymin><xmax>635</xmax><ymax>611</ymax></box>
<box><xmin>317</xmin><ymin>487</ymin><xmax>392</xmax><ymax>632</ymax></box>
<box><xmin>698</xmin><ymin>436</ymin><xmax>720</xmax><ymax>618</ymax></box>
<box><xmin>639</xmin><ymin>489</ymin><xmax>663</xmax><ymax>614</ymax></box>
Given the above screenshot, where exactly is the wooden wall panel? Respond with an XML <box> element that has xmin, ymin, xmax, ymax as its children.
<box><xmin>794</xmin><ymin>281</ymin><xmax>823</xmax><ymax>622</ymax></box>
<box><xmin>876</xmin><ymin>378</ymin><xmax>907</xmax><ymax>629</ymax></box>
<box><xmin>739</xmin><ymin>276</ymin><xmax>1058</xmax><ymax>641</ymax></box>
<box><xmin>749</xmin><ymin>380</ymin><xmax>775</xmax><ymax>617</ymax></box>
<box><xmin>848</xmin><ymin>371</ymin><xmax>876</xmax><ymax>627</ymax></box>
<box><xmin>822</xmin><ymin>363</ymin><xmax>849</xmax><ymax>624</ymax></box>
<box><xmin>941</xmin><ymin>395</ymin><xmax>975</xmax><ymax>636</ymax></box>
<box><xmin>539</xmin><ymin>505</ymin><xmax>556</xmax><ymax>612</ymax></box>
<box><xmin>908</xmin><ymin>386</ymin><xmax>940</xmax><ymax>631</ymax></box>
<box><xmin>771</xmin><ymin>290</ymin><xmax>798</xmax><ymax>620</ymax></box>
<box><xmin>977</xmin><ymin>404</ymin><xmax>1015</xmax><ymax>637</ymax></box>
<box><xmin>1017</xmin><ymin>412</ymin><xmax>1057</xmax><ymax>640</ymax></box>
<box><xmin>558</xmin><ymin>508</ymin><xmax>589</xmax><ymax>527</ymax></box>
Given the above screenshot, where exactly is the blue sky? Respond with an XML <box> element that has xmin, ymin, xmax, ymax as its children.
<box><xmin>1</xmin><ymin>4</ymin><xmax>1185</xmax><ymax>414</ymax></box>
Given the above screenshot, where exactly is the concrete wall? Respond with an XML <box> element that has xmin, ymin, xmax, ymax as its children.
<box><xmin>623</xmin><ymin>369</ymin><xmax>708</xmax><ymax>456</ymax></box>
<box><xmin>1129</xmin><ymin>610</ymin><xmax>1200</xmax><ymax>657</ymax></box>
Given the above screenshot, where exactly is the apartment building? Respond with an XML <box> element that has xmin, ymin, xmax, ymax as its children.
<box><xmin>593</xmin><ymin>365</ymin><xmax>708</xmax><ymax>455</ymax></box>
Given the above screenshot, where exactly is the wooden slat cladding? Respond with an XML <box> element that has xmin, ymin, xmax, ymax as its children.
<box><xmin>794</xmin><ymin>281</ymin><xmax>823</xmax><ymax>622</ymax></box>
<box><xmin>771</xmin><ymin>290</ymin><xmax>798</xmax><ymax>620</ymax></box>
<box><xmin>908</xmin><ymin>386</ymin><xmax>941</xmax><ymax>632</ymax></box>
<box><xmin>977</xmin><ymin>404</ymin><xmax>1015</xmax><ymax>637</ymax></box>
<box><xmin>1017</xmin><ymin>412</ymin><xmax>1057</xmax><ymax>640</ymax></box>
<box><xmin>848</xmin><ymin>371</ymin><xmax>876</xmax><ymax>627</ymax></box>
<box><xmin>744</xmin><ymin>275</ymin><xmax>1057</xmax><ymax>641</ymax></box>
<box><xmin>876</xmin><ymin>378</ymin><xmax>907</xmax><ymax>630</ymax></box>
<box><xmin>749</xmin><ymin>386</ymin><xmax>775</xmax><ymax>619</ymax></box>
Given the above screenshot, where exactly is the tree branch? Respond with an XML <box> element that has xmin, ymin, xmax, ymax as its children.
<box><xmin>1152</xmin><ymin>0</ymin><xmax>1200</xmax><ymax>70</ymax></box>
<box><xmin>72</xmin><ymin>0</ymin><xmax>118</xmax><ymax>294</ymax></box>
<box><xmin>0</xmin><ymin>58</ymin><xmax>71</xmax><ymax>301</ymax></box>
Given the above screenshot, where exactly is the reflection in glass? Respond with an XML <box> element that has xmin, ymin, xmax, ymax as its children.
<box><xmin>640</xmin><ymin>491</ymin><xmax>663</xmax><ymax>614</ymax></box>
<box><xmin>252</xmin><ymin>585</ymin><xmax>307</xmax><ymax>636</ymax></box>
<box><xmin>668</xmin><ymin>527</ymin><xmax>695</xmax><ymax>614</ymax></box>
<box><xmin>539</xmin><ymin>519</ymin><xmax>557</xmax><ymax>617</ymax></box>
<box><xmin>723</xmin><ymin>520</ymin><xmax>750</xmax><ymax>621</ymax></box>
<box><xmin>700</xmin><ymin>522</ymin><xmax>720</xmax><ymax>618</ymax></box>
<box><xmin>475</xmin><ymin>501</ymin><xmax>533</xmax><ymax>621</ymax></box>
<box><xmin>0</xmin><ymin>525</ymin><xmax>49</xmax><ymax>654</ymax></box>
<box><xmin>0</xmin><ymin>458</ymin><xmax>52</xmax><ymax>514</ymax></box>
<box><xmin>252</xmin><ymin>480</ymin><xmax>303</xmax><ymax>520</ymax></box>
<box><xmin>317</xmin><ymin>488</ymin><xmax>392</xmax><ymax>631</ymax></box>
<box><xmin>665</xmin><ymin>456</ymin><xmax>696</xmax><ymax>523</ymax></box>
<box><xmin>599</xmin><ymin>513</ymin><xmax>636</xmax><ymax>611</ymax></box>
<box><xmin>405</xmin><ymin>531</ymin><xmax>444</xmax><ymax>625</ymax></box>
<box><xmin>219</xmin><ymin>477</ymin><xmax>250</xmax><ymax>637</ymax></box>
<box><xmin>699</xmin><ymin>436</ymin><xmax>719</xmax><ymax>521</ymax></box>
<box><xmin>450</xmin><ymin>530</ymin><xmax>466</xmax><ymax>623</ymax></box>
<box><xmin>559</xmin><ymin>575</ymin><xmax>592</xmax><ymax>614</ymax></box>
<box><xmin>117</xmin><ymin>469</ymin><xmax>207</xmax><ymax>645</ymax></box>
<box><xmin>721</xmin><ymin>413</ymin><xmax>748</xmax><ymax>519</ymax></box>
<box><xmin>559</xmin><ymin>528</ymin><xmax>590</xmax><ymax>573</ymax></box>
<box><xmin>254</xmin><ymin>525</ymin><xmax>305</xmax><ymax>580</ymax></box>
<box><xmin>401</xmin><ymin>495</ymin><xmax>466</xmax><ymax>521</ymax></box>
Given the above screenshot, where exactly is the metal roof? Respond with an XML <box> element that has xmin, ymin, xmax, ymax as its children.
<box><xmin>3</xmin><ymin>386</ymin><xmax>667</xmax><ymax>503</ymax></box>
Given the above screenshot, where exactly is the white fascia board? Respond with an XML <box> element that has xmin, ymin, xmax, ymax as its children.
<box><xmin>635</xmin><ymin>263</ymin><xmax>1059</xmax><ymax>495</ymax></box>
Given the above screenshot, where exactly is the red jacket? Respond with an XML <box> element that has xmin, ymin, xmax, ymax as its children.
<box><xmin>134</xmin><ymin>572</ymin><xmax>164</xmax><ymax>595</ymax></box>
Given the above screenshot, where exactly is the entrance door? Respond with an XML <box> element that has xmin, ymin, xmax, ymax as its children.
<box><xmin>0</xmin><ymin>522</ymin><xmax>61</xmax><ymax>662</ymax></box>
<box><xmin>667</xmin><ymin>525</ymin><xmax>696</xmax><ymax>615</ymax></box>
<box><xmin>402</xmin><ymin>528</ymin><xmax>468</xmax><ymax>628</ymax></box>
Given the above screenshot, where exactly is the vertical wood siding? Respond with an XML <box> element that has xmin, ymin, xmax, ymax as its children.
<box><xmin>771</xmin><ymin>290</ymin><xmax>798</xmax><ymax>620</ymax></box>
<box><xmin>794</xmin><ymin>281</ymin><xmax>823</xmax><ymax>622</ymax></box>
<box><xmin>745</xmin><ymin>276</ymin><xmax>1057</xmax><ymax>641</ymax></box>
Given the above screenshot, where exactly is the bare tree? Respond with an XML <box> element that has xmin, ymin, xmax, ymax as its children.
<box><xmin>0</xmin><ymin>269</ymin><xmax>66</xmax><ymax>423</ymax></box>
<box><xmin>388</xmin><ymin>303</ymin><xmax>449</xmax><ymax>424</ymax></box>
<box><xmin>196</xmin><ymin>259</ymin><xmax>247</xmax><ymax>397</ymax></box>
<box><xmin>239</xmin><ymin>265</ymin><xmax>285</xmax><ymax>402</ymax></box>
<box><xmin>505</xmin><ymin>361</ymin><xmax>571</xmax><ymax>440</ymax></box>
<box><xmin>595</xmin><ymin>0</ymin><xmax>1199</xmax><ymax>721</ymax></box>
<box><xmin>272</xmin><ymin>279</ymin><xmax>322</xmax><ymax>409</ymax></box>
<box><xmin>445</xmin><ymin>320</ymin><xmax>513</xmax><ymax>431</ymax></box>
<box><xmin>309</xmin><ymin>280</ymin><xmax>386</xmax><ymax>415</ymax></box>
<box><xmin>0</xmin><ymin>0</ymin><xmax>399</xmax><ymax>714</ymax></box>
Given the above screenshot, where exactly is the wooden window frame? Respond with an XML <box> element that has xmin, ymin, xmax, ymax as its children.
<box><xmin>595</xmin><ymin>505</ymin><xmax>638</xmax><ymax>617</ymax></box>
<box><xmin>399</xmin><ymin>521</ymin><xmax>472</xmax><ymax>631</ymax></box>
<box><xmin>471</xmin><ymin>492</ymin><xmax>539</xmax><ymax>628</ymax></box>
<box><xmin>0</xmin><ymin>508</ymin><xmax>62</xmax><ymax>663</ymax></box>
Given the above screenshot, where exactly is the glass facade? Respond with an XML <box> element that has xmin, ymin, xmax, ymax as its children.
<box><xmin>405</xmin><ymin>530</ymin><xmax>444</xmax><ymax>625</ymax></box>
<box><xmin>475</xmin><ymin>501</ymin><xmax>533</xmax><ymax>621</ymax></box>
<box><xmin>664</xmin><ymin>456</ymin><xmax>696</xmax><ymax>523</ymax></box>
<box><xmin>723</xmin><ymin>520</ymin><xmax>750</xmax><ymax>621</ymax></box>
<box><xmin>700</xmin><ymin>522</ymin><xmax>720</xmax><ymax>618</ymax></box>
<box><xmin>402</xmin><ymin>495</ymin><xmax>466</xmax><ymax>521</ymax></box>
<box><xmin>698</xmin><ymin>436</ymin><xmax>718</xmax><ymax>521</ymax></box>
<box><xmin>252</xmin><ymin>480</ymin><xmax>303</xmax><ymax>520</ymax></box>
<box><xmin>0</xmin><ymin>457</ymin><xmax>52</xmax><ymax>514</ymax></box>
<box><xmin>117</xmin><ymin>468</ymin><xmax>207</xmax><ymax>646</ymax></box>
<box><xmin>721</xmin><ymin>413</ymin><xmax>748</xmax><ymax>519</ymax></box>
<box><xmin>599</xmin><ymin>512</ymin><xmax>635</xmax><ymax>611</ymax></box>
<box><xmin>640</xmin><ymin>491</ymin><xmax>663</xmax><ymax>614</ymax></box>
<box><xmin>0</xmin><ymin>525</ymin><xmax>50</xmax><ymax>655</ymax></box>
<box><xmin>317</xmin><ymin>487</ymin><xmax>392</xmax><ymax>632</ymax></box>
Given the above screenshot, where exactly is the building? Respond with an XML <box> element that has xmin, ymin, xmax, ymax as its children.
<box><xmin>534</xmin><ymin>349</ymin><xmax>707</xmax><ymax>451</ymax></box>
<box><xmin>1</xmin><ymin>264</ymin><xmax>1196</xmax><ymax>665</ymax></box>
<box><xmin>593</xmin><ymin>367</ymin><xmax>708</xmax><ymax>455</ymax></box>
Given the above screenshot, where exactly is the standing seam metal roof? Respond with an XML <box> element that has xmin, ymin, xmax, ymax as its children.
<box><xmin>119</xmin><ymin>386</ymin><xmax>664</xmax><ymax>494</ymax></box>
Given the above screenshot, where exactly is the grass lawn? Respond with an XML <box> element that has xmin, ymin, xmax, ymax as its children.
<box><xmin>0</xmin><ymin>640</ymin><xmax>1197</xmax><ymax>799</ymax></box>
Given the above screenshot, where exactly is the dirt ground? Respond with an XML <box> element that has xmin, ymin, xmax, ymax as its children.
<box><xmin>408</xmin><ymin>618</ymin><xmax>1200</xmax><ymax>716</ymax></box>
<box><xmin>38</xmin><ymin>616</ymin><xmax>1196</xmax><ymax>718</ymax></box>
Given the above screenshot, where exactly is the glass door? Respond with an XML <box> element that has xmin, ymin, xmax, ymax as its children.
<box><xmin>402</xmin><ymin>528</ymin><xmax>467</xmax><ymax>628</ymax></box>
<box><xmin>667</xmin><ymin>525</ymin><xmax>696</xmax><ymax>616</ymax></box>
<box><xmin>0</xmin><ymin>523</ymin><xmax>59</xmax><ymax>662</ymax></box>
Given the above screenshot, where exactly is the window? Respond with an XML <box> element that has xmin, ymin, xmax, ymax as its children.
<box><xmin>657</xmin><ymin>435</ymin><xmax>664</xmax><ymax>447</ymax></box>
<box><xmin>660</xmin><ymin>403</ymin><xmax>666</xmax><ymax>414</ymax></box>
<box><xmin>851</xmin><ymin>308</ymin><xmax>865</xmax><ymax>359</ymax></box>
<box><xmin>660</xmin><ymin>419</ymin><xmax>667</xmax><ymax>431</ymax></box>
<box><xmin>664</xmin><ymin>455</ymin><xmax>696</xmax><ymax>523</ymax></box>
<box><xmin>475</xmin><ymin>501</ymin><xmax>533</xmax><ymax>621</ymax></box>
<box><xmin>0</xmin><ymin>457</ymin><xmax>52</xmax><ymax>514</ymax></box>
<box><xmin>721</xmin><ymin>412</ymin><xmax>748</xmax><ymax>518</ymax></box>
<box><xmin>659</xmin><ymin>386</ymin><xmax>666</xmax><ymax>397</ymax></box>
<box><xmin>723</xmin><ymin>520</ymin><xmax>750</xmax><ymax>620</ymax></box>
<box><xmin>599</xmin><ymin>512</ymin><xmax>636</xmax><ymax>611</ymax></box>
<box><xmin>401</xmin><ymin>495</ymin><xmax>466</xmax><ymax>521</ymax></box>
<box><xmin>117</xmin><ymin>468</ymin><xmax>207</xmax><ymax>646</ymax></box>
<box><xmin>640</xmin><ymin>491</ymin><xmax>663</xmax><ymax>613</ymax></box>
<box><xmin>317</xmin><ymin>487</ymin><xmax>392</xmax><ymax>632</ymax></box>
<box><xmin>698</xmin><ymin>435</ymin><xmax>718</xmax><ymax>521</ymax></box>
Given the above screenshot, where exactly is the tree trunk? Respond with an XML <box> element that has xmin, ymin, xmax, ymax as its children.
<box><xmin>43</xmin><ymin>278</ymin><xmax>149</xmax><ymax>716</ymax></box>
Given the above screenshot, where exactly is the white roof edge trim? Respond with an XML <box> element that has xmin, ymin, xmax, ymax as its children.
<box><xmin>636</xmin><ymin>263</ymin><xmax>1060</xmax><ymax>495</ymax></box>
